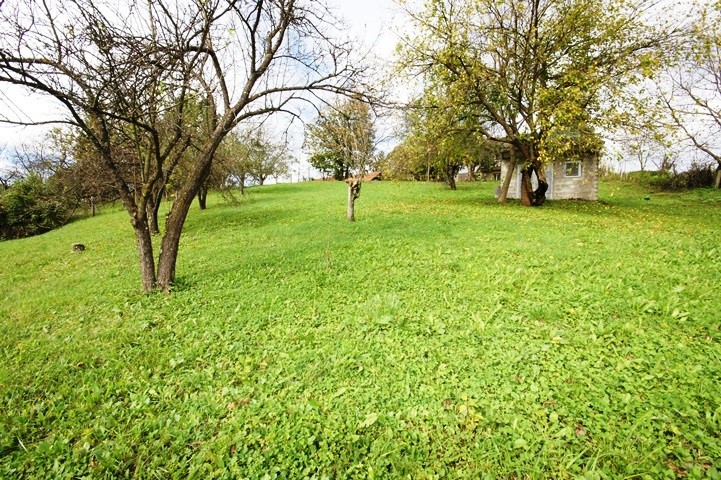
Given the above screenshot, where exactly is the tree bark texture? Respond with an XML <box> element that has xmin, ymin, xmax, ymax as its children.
<box><xmin>716</xmin><ymin>166</ymin><xmax>721</xmax><ymax>189</ymax></box>
<box><xmin>516</xmin><ymin>140</ymin><xmax>547</xmax><ymax>207</ymax></box>
<box><xmin>147</xmin><ymin>193</ymin><xmax>161</xmax><ymax>235</ymax></box>
<box><xmin>156</xmin><ymin>146</ymin><xmax>217</xmax><ymax>291</ymax></box>
<box><xmin>133</xmin><ymin>217</ymin><xmax>157</xmax><ymax>292</ymax></box>
<box><xmin>520</xmin><ymin>167</ymin><xmax>533</xmax><ymax>206</ymax></box>
<box><xmin>498</xmin><ymin>157</ymin><xmax>517</xmax><ymax>203</ymax></box>
<box><xmin>346</xmin><ymin>179</ymin><xmax>361</xmax><ymax>222</ymax></box>
<box><xmin>519</xmin><ymin>164</ymin><xmax>548</xmax><ymax>206</ymax></box>
<box><xmin>532</xmin><ymin>162</ymin><xmax>549</xmax><ymax>205</ymax></box>
<box><xmin>153</xmin><ymin>186</ymin><xmax>167</xmax><ymax>235</ymax></box>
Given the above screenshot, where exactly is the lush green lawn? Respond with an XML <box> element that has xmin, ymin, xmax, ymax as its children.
<box><xmin>1</xmin><ymin>180</ymin><xmax>720</xmax><ymax>479</ymax></box>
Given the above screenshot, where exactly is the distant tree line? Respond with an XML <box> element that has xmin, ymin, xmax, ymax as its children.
<box><xmin>0</xmin><ymin>123</ymin><xmax>293</xmax><ymax>241</ymax></box>
<box><xmin>376</xmin><ymin>99</ymin><xmax>502</xmax><ymax>189</ymax></box>
<box><xmin>601</xmin><ymin>164</ymin><xmax>717</xmax><ymax>191</ymax></box>
<box><xmin>0</xmin><ymin>130</ymin><xmax>115</xmax><ymax>240</ymax></box>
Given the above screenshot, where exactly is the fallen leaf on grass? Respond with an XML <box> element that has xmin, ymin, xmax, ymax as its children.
<box><xmin>359</xmin><ymin>413</ymin><xmax>379</xmax><ymax>428</ymax></box>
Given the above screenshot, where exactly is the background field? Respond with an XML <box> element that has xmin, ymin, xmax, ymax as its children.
<box><xmin>1</xmin><ymin>180</ymin><xmax>720</xmax><ymax>478</ymax></box>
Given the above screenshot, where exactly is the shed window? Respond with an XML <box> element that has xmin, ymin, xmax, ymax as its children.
<box><xmin>564</xmin><ymin>161</ymin><xmax>581</xmax><ymax>178</ymax></box>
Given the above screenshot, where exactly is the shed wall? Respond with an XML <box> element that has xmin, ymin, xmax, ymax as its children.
<box><xmin>551</xmin><ymin>158</ymin><xmax>598</xmax><ymax>200</ymax></box>
<box><xmin>499</xmin><ymin>157</ymin><xmax>598</xmax><ymax>200</ymax></box>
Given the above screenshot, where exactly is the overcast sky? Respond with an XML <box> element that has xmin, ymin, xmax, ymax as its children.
<box><xmin>336</xmin><ymin>0</ymin><xmax>399</xmax><ymax>56</ymax></box>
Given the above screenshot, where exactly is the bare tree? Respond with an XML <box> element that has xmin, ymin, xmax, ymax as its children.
<box><xmin>0</xmin><ymin>0</ymin><xmax>367</xmax><ymax>291</ymax></box>
<box><xmin>614</xmin><ymin>130</ymin><xmax>677</xmax><ymax>173</ymax></box>
<box><xmin>659</xmin><ymin>9</ymin><xmax>721</xmax><ymax>188</ymax></box>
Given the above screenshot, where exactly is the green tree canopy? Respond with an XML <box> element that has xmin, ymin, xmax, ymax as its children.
<box><xmin>388</xmin><ymin>96</ymin><xmax>500</xmax><ymax>188</ymax></box>
<box><xmin>398</xmin><ymin>0</ymin><xmax>673</xmax><ymax>205</ymax></box>
<box><xmin>305</xmin><ymin>97</ymin><xmax>376</xmax><ymax>181</ymax></box>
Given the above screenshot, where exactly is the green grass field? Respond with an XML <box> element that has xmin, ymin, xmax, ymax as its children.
<box><xmin>1</xmin><ymin>180</ymin><xmax>720</xmax><ymax>479</ymax></box>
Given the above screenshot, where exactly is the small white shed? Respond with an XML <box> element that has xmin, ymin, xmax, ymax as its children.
<box><xmin>499</xmin><ymin>156</ymin><xmax>599</xmax><ymax>200</ymax></box>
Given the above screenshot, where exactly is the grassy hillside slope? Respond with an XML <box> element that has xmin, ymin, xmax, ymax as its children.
<box><xmin>1</xmin><ymin>180</ymin><xmax>720</xmax><ymax>478</ymax></box>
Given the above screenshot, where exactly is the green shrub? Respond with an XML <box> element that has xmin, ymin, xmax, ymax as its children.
<box><xmin>0</xmin><ymin>174</ymin><xmax>70</xmax><ymax>240</ymax></box>
<box><xmin>681</xmin><ymin>163</ymin><xmax>716</xmax><ymax>188</ymax></box>
<box><xmin>624</xmin><ymin>165</ymin><xmax>715</xmax><ymax>191</ymax></box>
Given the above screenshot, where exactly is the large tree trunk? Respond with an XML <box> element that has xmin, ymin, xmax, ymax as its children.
<box><xmin>520</xmin><ymin>167</ymin><xmax>534</xmax><ymax>207</ymax></box>
<box><xmin>715</xmin><ymin>165</ymin><xmax>721</xmax><ymax>189</ymax></box>
<box><xmin>156</xmin><ymin>147</ymin><xmax>217</xmax><ymax>291</ymax></box>
<box><xmin>516</xmin><ymin>139</ymin><xmax>547</xmax><ymax>207</ymax></box>
<box><xmin>157</xmin><ymin>188</ymin><xmax>194</xmax><ymax>291</ymax></box>
<box><xmin>532</xmin><ymin>162</ymin><xmax>548</xmax><ymax>205</ymax></box>
<box><xmin>346</xmin><ymin>178</ymin><xmax>361</xmax><ymax>222</ymax></box>
<box><xmin>519</xmin><ymin>164</ymin><xmax>549</xmax><ymax>206</ymax></box>
<box><xmin>132</xmin><ymin>216</ymin><xmax>157</xmax><ymax>292</ymax></box>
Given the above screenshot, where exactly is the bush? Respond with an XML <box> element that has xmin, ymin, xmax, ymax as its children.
<box><xmin>652</xmin><ymin>164</ymin><xmax>715</xmax><ymax>191</ymax></box>
<box><xmin>682</xmin><ymin>164</ymin><xmax>716</xmax><ymax>189</ymax></box>
<box><xmin>624</xmin><ymin>165</ymin><xmax>716</xmax><ymax>191</ymax></box>
<box><xmin>0</xmin><ymin>175</ymin><xmax>71</xmax><ymax>240</ymax></box>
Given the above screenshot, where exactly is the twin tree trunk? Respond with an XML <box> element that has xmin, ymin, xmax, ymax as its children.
<box><xmin>346</xmin><ymin>178</ymin><xmax>361</xmax><ymax>222</ymax></box>
<box><xmin>130</xmin><ymin>144</ymin><xmax>217</xmax><ymax>292</ymax></box>
<box><xmin>520</xmin><ymin>163</ymin><xmax>548</xmax><ymax>207</ymax></box>
<box><xmin>497</xmin><ymin>142</ymin><xmax>547</xmax><ymax>206</ymax></box>
<box><xmin>514</xmin><ymin>141</ymin><xmax>548</xmax><ymax>206</ymax></box>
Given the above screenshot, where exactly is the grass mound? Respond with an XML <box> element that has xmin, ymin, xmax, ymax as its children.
<box><xmin>1</xmin><ymin>180</ymin><xmax>720</xmax><ymax>478</ymax></box>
